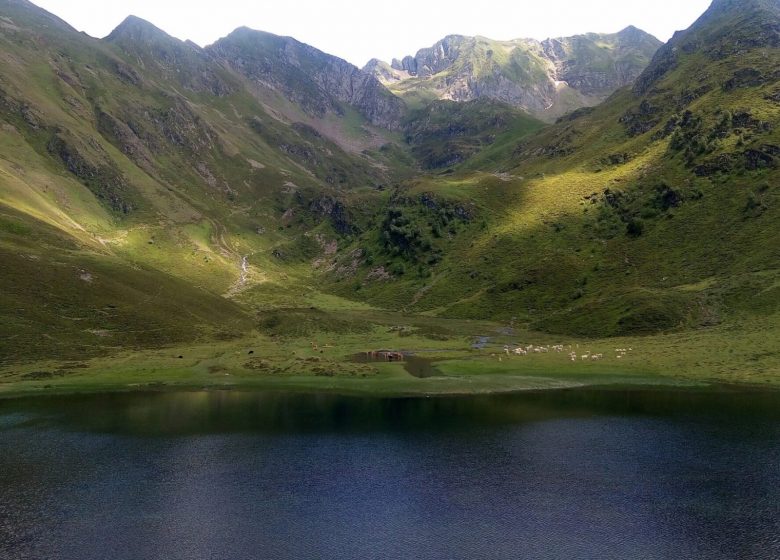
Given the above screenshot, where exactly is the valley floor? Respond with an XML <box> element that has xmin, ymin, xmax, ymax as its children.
<box><xmin>2</xmin><ymin>306</ymin><xmax>779</xmax><ymax>399</ymax></box>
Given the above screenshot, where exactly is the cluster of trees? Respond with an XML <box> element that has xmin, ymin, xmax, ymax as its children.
<box><xmin>377</xmin><ymin>201</ymin><xmax>468</xmax><ymax>276</ymax></box>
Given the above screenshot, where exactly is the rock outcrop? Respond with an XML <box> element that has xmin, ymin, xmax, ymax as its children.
<box><xmin>363</xmin><ymin>59</ymin><xmax>407</xmax><ymax>84</ymax></box>
<box><xmin>542</xmin><ymin>26</ymin><xmax>661</xmax><ymax>97</ymax></box>
<box><xmin>391</xmin><ymin>35</ymin><xmax>469</xmax><ymax>78</ymax></box>
<box><xmin>368</xmin><ymin>28</ymin><xmax>662</xmax><ymax>121</ymax></box>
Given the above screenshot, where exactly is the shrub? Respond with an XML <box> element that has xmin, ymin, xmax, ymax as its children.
<box><xmin>626</xmin><ymin>218</ymin><xmax>645</xmax><ymax>237</ymax></box>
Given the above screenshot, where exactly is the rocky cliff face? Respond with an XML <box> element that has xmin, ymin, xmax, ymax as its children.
<box><xmin>542</xmin><ymin>26</ymin><xmax>661</xmax><ymax>97</ymax></box>
<box><xmin>369</xmin><ymin>28</ymin><xmax>662</xmax><ymax>120</ymax></box>
<box><xmin>391</xmin><ymin>35</ymin><xmax>469</xmax><ymax>77</ymax></box>
<box><xmin>209</xmin><ymin>29</ymin><xmax>405</xmax><ymax>130</ymax></box>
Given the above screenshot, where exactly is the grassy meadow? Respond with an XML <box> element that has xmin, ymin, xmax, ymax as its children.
<box><xmin>3</xmin><ymin>298</ymin><xmax>779</xmax><ymax>398</ymax></box>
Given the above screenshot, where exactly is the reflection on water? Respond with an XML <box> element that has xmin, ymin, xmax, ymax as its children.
<box><xmin>402</xmin><ymin>356</ymin><xmax>442</xmax><ymax>378</ymax></box>
<box><xmin>3</xmin><ymin>386</ymin><xmax>780</xmax><ymax>436</ymax></box>
<box><xmin>1</xmin><ymin>387</ymin><xmax>779</xmax><ymax>560</ymax></box>
<box><xmin>352</xmin><ymin>352</ymin><xmax>442</xmax><ymax>378</ymax></box>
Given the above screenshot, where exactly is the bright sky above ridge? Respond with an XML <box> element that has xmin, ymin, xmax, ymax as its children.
<box><xmin>33</xmin><ymin>0</ymin><xmax>712</xmax><ymax>67</ymax></box>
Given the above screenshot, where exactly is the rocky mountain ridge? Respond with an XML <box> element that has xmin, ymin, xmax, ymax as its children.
<box><xmin>209</xmin><ymin>27</ymin><xmax>406</xmax><ymax>130</ymax></box>
<box><xmin>368</xmin><ymin>27</ymin><xmax>662</xmax><ymax>120</ymax></box>
<box><xmin>105</xmin><ymin>16</ymin><xmax>407</xmax><ymax>132</ymax></box>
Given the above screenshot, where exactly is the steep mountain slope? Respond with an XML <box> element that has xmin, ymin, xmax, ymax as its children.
<box><xmin>0</xmin><ymin>0</ymin><xmax>415</xmax><ymax>363</ymax></box>
<box><xmin>367</xmin><ymin>28</ymin><xmax>662</xmax><ymax>120</ymax></box>
<box><xmin>209</xmin><ymin>28</ymin><xmax>405</xmax><ymax>131</ymax></box>
<box><xmin>333</xmin><ymin>0</ymin><xmax>780</xmax><ymax>339</ymax></box>
<box><xmin>404</xmin><ymin>99</ymin><xmax>545</xmax><ymax>169</ymax></box>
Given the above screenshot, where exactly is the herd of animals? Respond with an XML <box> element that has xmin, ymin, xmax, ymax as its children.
<box><xmin>358</xmin><ymin>342</ymin><xmax>636</xmax><ymax>365</ymax></box>
<box><xmin>496</xmin><ymin>345</ymin><xmax>634</xmax><ymax>362</ymax></box>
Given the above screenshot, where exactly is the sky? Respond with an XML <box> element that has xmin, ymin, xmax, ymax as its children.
<box><xmin>32</xmin><ymin>0</ymin><xmax>713</xmax><ymax>67</ymax></box>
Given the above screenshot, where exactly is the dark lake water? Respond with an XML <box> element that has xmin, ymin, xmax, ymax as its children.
<box><xmin>1</xmin><ymin>387</ymin><xmax>779</xmax><ymax>560</ymax></box>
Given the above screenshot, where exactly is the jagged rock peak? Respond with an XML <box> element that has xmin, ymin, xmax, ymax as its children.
<box><xmin>222</xmin><ymin>26</ymin><xmax>265</xmax><ymax>39</ymax></box>
<box><xmin>364</xmin><ymin>59</ymin><xmax>405</xmax><ymax>84</ymax></box>
<box><xmin>616</xmin><ymin>25</ymin><xmax>657</xmax><ymax>41</ymax></box>
<box><xmin>106</xmin><ymin>15</ymin><xmax>181</xmax><ymax>44</ymax></box>
<box><xmin>212</xmin><ymin>27</ymin><xmax>352</xmax><ymax>66</ymax></box>
<box><xmin>215</xmin><ymin>27</ymin><xmax>296</xmax><ymax>50</ymax></box>
<box><xmin>391</xmin><ymin>35</ymin><xmax>469</xmax><ymax>76</ymax></box>
<box><xmin>363</xmin><ymin>58</ymin><xmax>385</xmax><ymax>70</ymax></box>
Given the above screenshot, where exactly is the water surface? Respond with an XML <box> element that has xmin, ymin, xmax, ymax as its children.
<box><xmin>1</xmin><ymin>388</ymin><xmax>779</xmax><ymax>559</ymax></box>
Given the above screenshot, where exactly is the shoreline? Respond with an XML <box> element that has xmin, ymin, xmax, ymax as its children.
<box><xmin>3</xmin><ymin>322</ymin><xmax>779</xmax><ymax>401</ymax></box>
<box><xmin>2</xmin><ymin>373</ymin><xmax>775</xmax><ymax>402</ymax></box>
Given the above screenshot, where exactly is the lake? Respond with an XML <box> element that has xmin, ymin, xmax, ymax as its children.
<box><xmin>1</xmin><ymin>387</ymin><xmax>779</xmax><ymax>559</ymax></box>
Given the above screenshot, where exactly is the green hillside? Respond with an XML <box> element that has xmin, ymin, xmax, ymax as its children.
<box><xmin>1</xmin><ymin>0</ymin><xmax>779</xmax><ymax>396</ymax></box>
<box><xmin>335</xmin><ymin>0</ymin><xmax>780</xmax><ymax>334</ymax></box>
<box><xmin>404</xmin><ymin>99</ymin><xmax>545</xmax><ymax>169</ymax></box>
<box><xmin>0</xmin><ymin>0</ymin><xmax>412</xmax><ymax>363</ymax></box>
